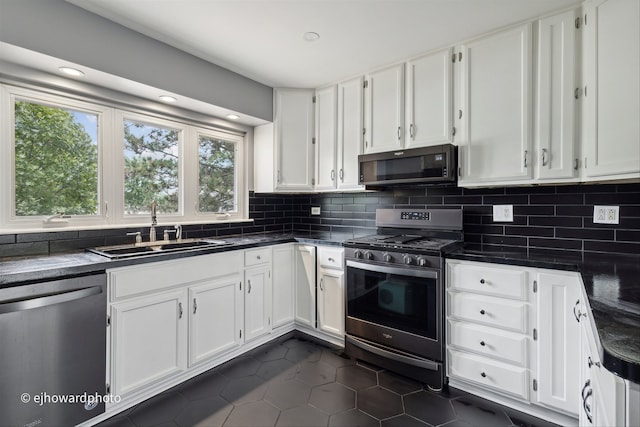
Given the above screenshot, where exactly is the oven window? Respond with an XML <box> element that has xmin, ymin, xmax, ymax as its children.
<box><xmin>346</xmin><ymin>265</ymin><xmax>438</xmax><ymax>339</ymax></box>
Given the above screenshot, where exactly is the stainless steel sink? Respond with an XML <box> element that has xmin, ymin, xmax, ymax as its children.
<box><xmin>87</xmin><ymin>238</ymin><xmax>232</xmax><ymax>259</ymax></box>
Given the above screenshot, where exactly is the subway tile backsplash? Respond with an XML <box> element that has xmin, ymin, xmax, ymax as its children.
<box><xmin>0</xmin><ymin>183</ymin><xmax>638</xmax><ymax>258</ymax></box>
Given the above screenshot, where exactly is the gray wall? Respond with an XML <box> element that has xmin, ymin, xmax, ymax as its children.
<box><xmin>0</xmin><ymin>0</ymin><xmax>273</xmax><ymax>121</ymax></box>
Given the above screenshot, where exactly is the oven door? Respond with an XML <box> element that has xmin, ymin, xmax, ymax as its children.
<box><xmin>345</xmin><ymin>260</ymin><xmax>442</xmax><ymax>361</ymax></box>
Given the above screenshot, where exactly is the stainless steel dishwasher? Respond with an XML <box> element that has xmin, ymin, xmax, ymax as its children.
<box><xmin>0</xmin><ymin>273</ymin><xmax>107</xmax><ymax>427</ymax></box>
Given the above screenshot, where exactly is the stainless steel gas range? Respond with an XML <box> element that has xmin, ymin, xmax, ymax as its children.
<box><xmin>343</xmin><ymin>208</ymin><xmax>463</xmax><ymax>391</ymax></box>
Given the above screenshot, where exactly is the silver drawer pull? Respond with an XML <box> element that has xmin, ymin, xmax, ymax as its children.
<box><xmin>480</xmin><ymin>372</ymin><xmax>487</xmax><ymax>378</ymax></box>
<box><xmin>257</xmin><ymin>255</ymin><xmax>261</xmax><ymax>260</ymax></box>
<box><xmin>480</xmin><ymin>341</ymin><xmax>486</xmax><ymax>347</ymax></box>
<box><xmin>480</xmin><ymin>278</ymin><xmax>486</xmax><ymax>284</ymax></box>
<box><xmin>480</xmin><ymin>309</ymin><xmax>486</xmax><ymax>315</ymax></box>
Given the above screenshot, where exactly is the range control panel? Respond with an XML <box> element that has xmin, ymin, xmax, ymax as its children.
<box><xmin>400</xmin><ymin>211</ymin><xmax>431</xmax><ymax>221</ymax></box>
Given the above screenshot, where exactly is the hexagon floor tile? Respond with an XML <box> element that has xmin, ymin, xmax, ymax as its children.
<box><xmin>96</xmin><ymin>333</ymin><xmax>559</xmax><ymax>427</ymax></box>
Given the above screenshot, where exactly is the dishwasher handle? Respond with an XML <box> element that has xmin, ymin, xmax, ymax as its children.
<box><xmin>0</xmin><ymin>286</ymin><xmax>103</xmax><ymax>314</ymax></box>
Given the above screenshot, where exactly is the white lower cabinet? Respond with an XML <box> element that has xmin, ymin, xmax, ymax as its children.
<box><xmin>188</xmin><ymin>275</ymin><xmax>243</xmax><ymax>366</ymax></box>
<box><xmin>446</xmin><ymin>259</ymin><xmax>581</xmax><ymax>425</ymax></box>
<box><xmin>111</xmin><ymin>289</ymin><xmax>187</xmax><ymax>397</ymax></box>
<box><xmin>294</xmin><ymin>244</ymin><xmax>316</xmax><ymax>328</ymax></box>
<box><xmin>272</xmin><ymin>244</ymin><xmax>295</xmax><ymax>328</ymax></box>
<box><xmin>316</xmin><ymin>246</ymin><xmax>345</xmax><ymax>339</ymax></box>
<box><xmin>244</xmin><ymin>247</ymin><xmax>273</xmax><ymax>342</ymax></box>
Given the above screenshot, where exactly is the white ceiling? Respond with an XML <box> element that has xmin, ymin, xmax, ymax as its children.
<box><xmin>68</xmin><ymin>0</ymin><xmax>582</xmax><ymax>88</ymax></box>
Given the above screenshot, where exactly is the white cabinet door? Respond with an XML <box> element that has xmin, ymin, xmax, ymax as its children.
<box><xmin>317</xmin><ymin>268</ymin><xmax>344</xmax><ymax>338</ymax></box>
<box><xmin>111</xmin><ymin>289</ymin><xmax>187</xmax><ymax>396</ymax></box>
<box><xmin>536</xmin><ymin>10</ymin><xmax>579</xmax><ymax>180</ymax></box>
<box><xmin>294</xmin><ymin>244</ymin><xmax>316</xmax><ymax>328</ymax></box>
<box><xmin>364</xmin><ymin>64</ymin><xmax>405</xmax><ymax>153</ymax></box>
<box><xmin>405</xmin><ymin>48</ymin><xmax>453</xmax><ymax>148</ymax></box>
<box><xmin>457</xmin><ymin>24</ymin><xmax>533</xmax><ymax>184</ymax></box>
<box><xmin>188</xmin><ymin>275</ymin><xmax>243</xmax><ymax>366</ymax></box>
<box><xmin>535</xmin><ymin>271</ymin><xmax>580</xmax><ymax>416</ymax></box>
<box><xmin>582</xmin><ymin>0</ymin><xmax>640</xmax><ymax>179</ymax></box>
<box><xmin>337</xmin><ymin>76</ymin><xmax>364</xmax><ymax>190</ymax></box>
<box><xmin>244</xmin><ymin>265</ymin><xmax>272</xmax><ymax>341</ymax></box>
<box><xmin>315</xmin><ymin>85</ymin><xmax>338</xmax><ymax>190</ymax></box>
<box><xmin>272</xmin><ymin>244</ymin><xmax>295</xmax><ymax>328</ymax></box>
<box><xmin>274</xmin><ymin>88</ymin><xmax>315</xmax><ymax>190</ymax></box>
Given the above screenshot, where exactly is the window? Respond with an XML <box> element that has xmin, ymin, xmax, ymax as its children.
<box><xmin>123</xmin><ymin>119</ymin><xmax>180</xmax><ymax>215</ymax></box>
<box><xmin>11</xmin><ymin>95</ymin><xmax>103</xmax><ymax>219</ymax></box>
<box><xmin>198</xmin><ymin>133</ymin><xmax>237</xmax><ymax>213</ymax></box>
<box><xmin>0</xmin><ymin>84</ymin><xmax>247</xmax><ymax>230</ymax></box>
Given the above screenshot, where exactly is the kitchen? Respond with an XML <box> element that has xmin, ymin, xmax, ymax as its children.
<box><xmin>0</xmin><ymin>0</ymin><xmax>639</xmax><ymax>426</ymax></box>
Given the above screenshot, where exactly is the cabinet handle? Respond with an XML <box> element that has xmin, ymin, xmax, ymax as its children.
<box><xmin>328</xmin><ymin>257</ymin><xmax>335</xmax><ymax>262</ymax></box>
<box><xmin>573</xmin><ymin>299</ymin><xmax>586</xmax><ymax>322</ymax></box>
<box><xmin>480</xmin><ymin>340</ymin><xmax>486</xmax><ymax>346</ymax></box>
<box><xmin>319</xmin><ymin>278</ymin><xmax>324</xmax><ymax>291</ymax></box>
<box><xmin>524</xmin><ymin>150</ymin><xmax>528</xmax><ymax>168</ymax></box>
<box><xmin>277</xmin><ymin>169</ymin><xmax>282</xmax><ymax>183</ymax></box>
<box><xmin>587</xmin><ymin>357</ymin><xmax>601</xmax><ymax>369</ymax></box>
<box><xmin>583</xmin><ymin>387</ymin><xmax>593</xmax><ymax>424</ymax></box>
<box><xmin>331</xmin><ymin>169</ymin><xmax>335</xmax><ymax>181</ymax></box>
<box><xmin>247</xmin><ymin>280</ymin><xmax>252</xmax><ymax>294</ymax></box>
<box><xmin>339</xmin><ymin>169</ymin><xmax>344</xmax><ymax>181</ymax></box>
<box><xmin>397</xmin><ymin>127</ymin><xmax>401</xmax><ymax>141</ymax></box>
<box><xmin>458</xmin><ymin>110</ymin><xmax>463</xmax><ymax>120</ymax></box>
<box><xmin>581</xmin><ymin>379</ymin><xmax>591</xmax><ymax>400</ymax></box>
<box><xmin>409</xmin><ymin>124</ymin><xmax>415</xmax><ymax>139</ymax></box>
<box><xmin>178</xmin><ymin>302</ymin><xmax>183</xmax><ymax>319</ymax></box>
<box><xmin>480</xmin><ymin>309</ymin><xmax>486</xmax><ymax>315</ymax></box>
<box><xmin>257</xmin><ymin>255</ymin><xmax>261</xmax><ymax>260</ymax></box>
<box><xmin>574</xmin><ymin>158</ymin><xmax>579</xmax><ymax>170</ymax></box>
<box><xmin>480</xmin><ymin>372</ymin><xmax>487</xmax><ymax>378</ymax></box>
<box><xmin>542</xmin><ymin>148</ymin><xmax>549</xmax><ymax>166</ymax></box>
<box><xmin>193</xmin><ymin>298</ymin><xmax>197</xmax><ymax>314</ymax></box>
<box><xmin>479</xmin><ymin>278</ymin><xmax>485</xmax><ymax>284</ymax></box>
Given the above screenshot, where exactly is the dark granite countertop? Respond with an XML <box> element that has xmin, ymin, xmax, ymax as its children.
<box><xmin>0</xmin><ymin>232</ymin><xmax>344</xmax><ymax>288</ymax></box>
<box><xmin>447</xmin><ymin>245</ymin><xmax>640</xmax><ymax>384</ymax></box>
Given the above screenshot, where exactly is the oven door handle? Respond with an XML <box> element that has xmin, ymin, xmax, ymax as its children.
<box><xmin>346</xmin><ymin>260</ymin><xmax>438</xmax><ymax>279</ymax></box>
<box><xmin>346</xmin><ymin>335</ymin><xmax>440</xmax><ymax>371</ymax></box>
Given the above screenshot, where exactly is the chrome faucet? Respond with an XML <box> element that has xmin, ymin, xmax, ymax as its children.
<box><xmin>150</xmin><ymin>200</ymin><xmax>157</xmax><ymax>242</ymax></box>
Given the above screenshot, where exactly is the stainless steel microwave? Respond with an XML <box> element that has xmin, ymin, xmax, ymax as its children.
<box><xmin>359</xmin><ymin>144</ymin><xmax>457</xmax><ymax>186</ymax></box>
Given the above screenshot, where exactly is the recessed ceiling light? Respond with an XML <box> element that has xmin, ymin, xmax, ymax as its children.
<box><xmin>226</xmin><ymin>114</ymin><xmax>240</xmax><ymax>120</ymax></box>
<box><xmin>159</xmin><ymin>95</ymin><xmax>177</xmax><ymax>103</ymax></box>
<box><xmin>58</xmin><ymin>67</ymin><xmax>85</xmax><ymax>77</ymax></box>
<box><xmin>303</xmin><ymin>32</ymin><xmax>320</xmax><ymax>42</ymax></box>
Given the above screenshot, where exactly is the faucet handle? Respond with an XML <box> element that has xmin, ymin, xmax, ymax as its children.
<box><xmin>126</xmin><ymin>231</ymin><xmax>142</xmax><ymax>244</ymax></box>
<box><xmin>163</xmin><ymin>229</ymin><xmax>177</xmax><ymax>241</ymax></box>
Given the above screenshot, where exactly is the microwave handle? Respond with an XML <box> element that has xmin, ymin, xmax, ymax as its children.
<box><xmin>346</xmin><ymin>260</ymin><xmax>438</xmax><ymax>280</ymax></box>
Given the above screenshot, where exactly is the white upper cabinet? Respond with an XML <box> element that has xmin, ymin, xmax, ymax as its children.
<box><xmin>314</xmin><ymin>85</ymin><xmax>338</xmax><ymax>191</ymax></box>
<box><xmin>274</xmin><ymin>88</ymin><xmax>315</xmax><ymax>190</ymax></box>
<box><xmin>457</xmin><ymin>23</ymin><xmax>533</xmax><ymax>185</ymax></box>
<box><xmin>364</xmin><ymin>64</ymin><xmax>405</xmax><ymax>153</ymax></box>
<box><xmin>405</xmin><ymin>48</ymin><xmax>454</xmax><ymax>148</ymax></box>
<box><xmin>582</xmin><ymin>0</ymin><xmax>640</xmax><ymax>180</ymax></box>
<box><xmin>535</xmin><ymin>10</ymin><xmax>579</xmax><ymax>181</ymax></box>
<box><xmin>337</xmin><ymin>76</ymin><xmax>365</xmax><ymax>190</ymax></box>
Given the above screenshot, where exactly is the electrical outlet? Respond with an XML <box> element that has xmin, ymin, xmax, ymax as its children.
<box><xmin>493</xmin><ymin>205</ymin><xmax>514</xmax><ymax>222</ymax></box>
<box><xmin>311</xmin><ymin>207</ymin><xmax>321</xmax><ymax>215</ymax></box>
<box><xmin>593</xmin><ymin>206</ymin><xmax>619</xmax><ymax>224</ymax></box>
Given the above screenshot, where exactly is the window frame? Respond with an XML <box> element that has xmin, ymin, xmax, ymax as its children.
<box><xmin>0</xmin><ymin>83</ymin><xmax>248</xmax><ymax>232</ymax></box>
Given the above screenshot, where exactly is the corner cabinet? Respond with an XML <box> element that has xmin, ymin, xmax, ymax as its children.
<box><xmin>294</xmin><ymin>244</ymin><xmax>316</xmax><ymax>328</ymax></box>
<box><xmin>273</xmin><ymin>88</ymin><xmax>315</xmax><ymax>190</ymax></box>
<box><xmin>446</xmin><ymin>259</ymin><xmax>580</xmax><ymax>426</ymax></box>
<box><xmin>405</xmin><ymin>48</ymin><xmax>454</xmax><ymax>148</ymax></box>
<box><xmin>456</xmin><ymin>23</ymin><xmax>533</xmax><ymax>185</ymax></box>
<box><xmin>314</xmin><ymin>85</ymin><xmax>338</xmax><ymax>191</ymax></box>
<box><xmin>363</xmin><ymin>64</ymin><xmax>405</xmax><ymax>154</ymax></box>
<box><xmin>272</xmin><ymin>243</ymin><xmax>295</xmax><ymax>328</ymax></box>
<box><xmin>582</xmin><ymin>0</ymin><xmax>640</xmax><ymax>181</ymax></box>
<box><xmin>336</xmin><ymin>77</ymin><xmax>364</xmax><ymax>190</ymax></box>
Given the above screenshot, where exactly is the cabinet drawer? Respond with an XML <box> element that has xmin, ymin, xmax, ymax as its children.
<box><xmin>447</xmin><ymin>320</ymin><xmax>528</xmax><ymax>366</ymax></box>
<box><xmin>244</xmin><ymin>247</ymin><xmax>271</xmax><ymax>266</ymax></box>
<box><xmin>317</xmin><ymin>246</ymin><xmax>344</xmax><ymax>270</ymax></box>
<box><xmin>447</xmin><ymin>261</ymin><xmax>528</xmax><ymax>300</ymax></box>
<box><xmin>448</xmin><ymin>349</ymin><xmax>529</xmax><ymax>400</ymax></box>
<box><xmin>448</xmin><ymin>292</ymin><xmax>528</xmax><ymax>333</ymax></box>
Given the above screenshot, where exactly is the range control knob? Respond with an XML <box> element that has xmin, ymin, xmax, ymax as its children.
<box><xmin>383</xmin><ymin>252</ymin><xmax>393</xmax><ymax>262</ymax></box>
<box><xmin>417</xmin><ymin>257</ymin><xmax>428</xmax><ymax>267</ymax></box>
<box><xmin>403</xmin><ymin>255</ymin><xmax>414</xmax><ymax>265</ymax></box>
<box><xmin>364</xmin><ymin>251</ymin><xmax>374</xmax><ymax>260</ymax></box>
<box><xmin>353</xmin><ymin>250</ymin><xmax>363</xmax><ymax>259</ymax></box>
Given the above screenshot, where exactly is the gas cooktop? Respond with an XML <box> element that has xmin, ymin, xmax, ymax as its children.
<box><xmin>344</xmin><ymin>234</ymin><xmax>461</xmax><ymax>253</ymax></box>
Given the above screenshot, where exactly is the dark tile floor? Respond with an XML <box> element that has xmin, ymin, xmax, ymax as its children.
<box><xmin>98</xmin><ymin>333</ymin><xmax>559</xmax><ymax>427</ymax></box>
